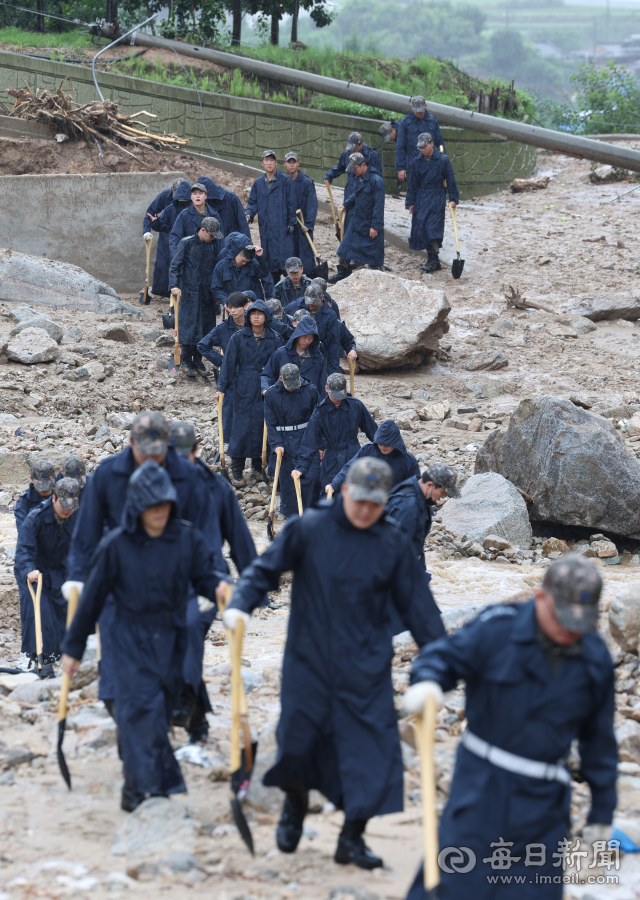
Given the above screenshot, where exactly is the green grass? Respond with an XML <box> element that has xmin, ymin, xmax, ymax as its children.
<box><xmin>0</xmin><ymin>27</ymin><xmax>94</xmax><ymax>51</ymax></box>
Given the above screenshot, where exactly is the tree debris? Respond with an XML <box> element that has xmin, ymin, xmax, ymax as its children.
<box><xmin>509</xmin><ymin>176</ymin><xmax>550</xmax><ymax>192</ymax></box>
<box><xmin>504</xmin><ymin>285</ymin><xmax>557</xmax><ymax>316</ymax></box>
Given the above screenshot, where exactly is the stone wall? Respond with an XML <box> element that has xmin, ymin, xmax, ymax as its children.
<box><xmin>0</xmin><ymin>50</ymin><xmax>536</xmax><ymax>198</ymax></box>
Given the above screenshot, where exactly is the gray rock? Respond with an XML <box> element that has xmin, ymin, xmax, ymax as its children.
<box><xmin>441</xmin><ymin>605</ymin><xmax>484</xmax><ymax>631</ymax></box>
<box><xmin>616</xmin><ymin>719</ymin><xmax>640</xmax><ymax>764</ymax></box>
<box><xmin>463</xmin><ymin>378</ymin><xmax>505</xmax><ymax>399</ymax></box>
<box><xmin>111</xmin><ymin>797</ymin><xmax>200</xmax><ymax>857</ymax></box>
<box><xmin>157</xmin><ymin>852</ymin><xmax>204</xmax><ymax>874</ymax></box>
<box><xmin>7</xmin><ymin>327</ymin><xmax>59</xmax><ymax>364</ymax></box>
<box><xmin>8</xmin><ymin>305</ymin><xmax>37</xmax><ymax>323</ymax></box>
<box><xmin>567</xmin><ymin>296</ymin><xmax>640</xmax><ymax>322</ymax></box>
<box><xmin>475</xmin><ymin>397</ymin><xmax>640</xmax><ymax>537</ymax></box>
<box><xmin>7</xmin><ymin>681</ymin><xmax>50</xmax><ymax>703</ymax></box>
<box><xmin>0</xmin><ymin>414</ymin><xmax>18</xmax><ymax>424</ymax></box>
<box><xmin>568</xmin><ymin>317</ymin><xmax>597</xmax><ymax>335</ymax></box>
<box><xmin>61</xmin><ymin>366</ymin><xmax>91</xmax><ymax>382</ymax></box>
<box><xmin>63</xmin><ymin>325</ymin><xmax>84</xmax><ymax>342</ymax></box>
<box><xmin>609</xmin><ymin>586</ymin><xmax>640</xmax><ymax>654</ymax></box>
<box><xmin>330</xmin><ymin>270</ymin><xmax>451</xmax><ymax>370</ymax></box>
<box><xmin>107</xmin><ymin>412</ymin><xmax>135</xmax><ymax>430</ymax></box>
<box><xmin>10</xmin><ymin>316</ymin><xmax>64</xmax><ymax>344</ymax></box>
<box><xmin>0</xmin><ymin>744</ymin><xmax>35</xmax><ymax>768</ymax></box>
<box><xmin>94</xmin><ymin>425</ymin><xmax>111</xmax><ymax>440</ymax></box>
<box><xmin>101</xmin><ymin>324</ymin><xmax>134</xmax><ymax>343</ymax></box>
<box><xmin>465</xmin><ymin>350</ymin><xmax>509</xmax><ymax>372</ymax></box>
<box><xmin>245</xmin><ymin>722</ymin><xmax>282</xmax><ymax>814</ymax></box>
<box><xmin>0</xmin><ymin>250</ymin><xmax>141</xmax><ymax>317</ymax></box>
<box><xmin>0</xmin><ymin>450</ymin><xmax>30</xmax><ymax>485</ymax></box>
<box><xmin>441</xmin><ymin>472</ymin><xmax>532</xmax><ymax>549</ymax></box>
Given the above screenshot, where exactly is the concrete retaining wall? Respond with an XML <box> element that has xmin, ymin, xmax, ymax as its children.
<box><xmin>0</xmin><ymin>172</ymin><xmax>186</xmax><ymax>294</ymax></box>
<box><xmin>0</xmin><ymin>49</ymin><xmax>536</xmax><ymax>198</ymax></box>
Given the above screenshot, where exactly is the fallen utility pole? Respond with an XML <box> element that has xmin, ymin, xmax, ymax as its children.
<box><xmin>125</xmin><ymin>31</ymin><xmax>640</xmax><ymax>174</ymax></box>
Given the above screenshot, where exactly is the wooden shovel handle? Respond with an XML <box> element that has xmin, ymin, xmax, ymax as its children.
<box><xmin>262</xmin><ymin>421</ymin><xmax>268</xmax><ymax>469</ymax></box>
<box><xmin>292</xmin><ymin>471</ymin><xmax>303</xmax><ymax>516</ymax></box>
<box><xmin>28</xmin><ymin>574</ymin><xmax>44</xmax><ymax>665</ymax></box>
<box><xmin>327</xmin><ymin>486</ymin><xmax>334</xmax><ymax>499</ymax></box>
<box><xmin>173</xmin><ymin>290</ymin><xmax>181</xmax><ymax>366</ymax></box>
<box><xmin>269</xmin><ymin>449</ymin><xmax>283</xmax><ymax>516</ymax></box>
<box><xmin>217</xmin><ymin>395</ymin><xmax>225</xmax><ymax>468</ymax></box>
<box><xmin>296</xmin><ymin>208</ymin><xmax>322</xmax><ymax>263</ymax></box>
<box><xmin>420</xmin><ymin>694</ymin><xmax>440</xmax><ymax>890</ymax></box>
<box><xmin>59</xmin><ymin>587</ymin><xmax>79</xmax><ymax>723</ymax></box>
<box><xmin>348</xmin><ymin>357</ymin><xmax>355</xmax><ymax>397</ymax></box>
<box><xmin>324</xmin><ymin>179</ymin><xmax>342</xmax><ymax>239</ymax></box>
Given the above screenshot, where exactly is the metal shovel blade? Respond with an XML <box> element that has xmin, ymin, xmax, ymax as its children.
<box><xmin>162</xmin><ymin>312</ymin><xmax>175</xmax><ymax>329</ymax></box>
<box><xmin>57</xmin><ymin>719</ymin><xmax>71</xmax><ymax>789</ymax></box>
<box><xmin>231</xmin><ymin>739</ymin><xmax>258</xmax><ymax>855</ymax></box>
<box><xmin>451</xmin><ymin>256</ymin><xmax>465</xmax><ymax>280</ymax></box>
<box><xmin>311</xmin><ymin>260</ymin><xmax>329</xmax><ymax>281</ymax></box>
<box><xmin>267</xmin><ymin>512</ymin><xmax>276</xmax><ymax>541</ymax></box>
<box><xmin>231</xmin><ymin>797</ymin><xmax>254</xmax><ymax>855</ymax></box>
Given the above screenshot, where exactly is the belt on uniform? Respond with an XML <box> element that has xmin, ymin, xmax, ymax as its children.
<box><xmin>274</xmin><ymin>422</ymin><xmax>308</xmax><ymax>432</ymax></box>
<box><xmin>461</xmin><ymin>729</ymin><xmax>571</xmax><ymax>785</ymax></box>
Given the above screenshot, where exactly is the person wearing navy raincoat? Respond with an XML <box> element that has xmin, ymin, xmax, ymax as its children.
<box><xmin>61</xmin><ymin>461</ymin><xmax>227</xmax><ymax>811</ymax></box>
<box><xmin>283</xmin><ymin>151</ymin><xmax>318</xmax><ymax>274</ymax></box>
<box><xmin>149</xmin><ymin>180</ymin><xmax>192</xmax><ymax>275</ymax></box>
<box><xmin>264</xmin><ymin>365</ymin><xmax>320</xmax><ymax>518</ymax></box>
<box><xmin>222</xmin><ymin>457</ymin><xmax>445</xmax><ymax>869</ymax></box>
<box><xmin>261</xmin><ymin>314</ymin><xmax>327</xmax><ymax>396</ymax></box>
<box><xmin>197</xmin><ymin>175</ymin><xmax>250</xmax><ymax>239</ymax></box>
<box><xmin>169</xmin><ymin>182</ymin><xmax>223</xmax><ymax>260</ymax></box>
<box><xmin>406</xmin><ymin>133</ymin><xmax>459</xmax><ymax>272</ymax></box>
<box><xmin>311</xmin><ymin>278</ymin><xmax>358</xmax><ymax>362</ymax></box>
<box><xmin>64</xmin><ymin>412</ymin><xmax>215</xmax><ymax>716</ymax></box>
<box><xmin>336</xmin><ymin>153</ymin><xmax>385</xmax><ymax>273</ymax></box>
<box><xmin>284</xmin><ymin>282</ymin><xmax>341</xmax><ymax>375</ymax></box>
<box><xmin>395</xmin><ymin>95</ymin><xmax>445</xmax><ymax>183</ymax></box>
<box><xmin>168</xmin><ymin>217</ymin><xmax>223</xmax><ymax>377</ymax></box>
<box><xmin>216</xmin><ymin>299</ymin><xmax>283</xmax><ymax>483</ymax></box>
<box><xmin>14</xmin><ymin>459</ymin><xmax>56</xmax><ymax>533</ymax></box>
<box><xmin>274</xmin><ymin>256</ymin><xmax>312</xmax><ymax>308</ymax></box>
<box><xmin>211</xmin><ymin>232</ymin><xmax>275</xmax><ymax>305</ymax></box>
<box><xmin>324</xmin><ymin>130</ymin><xmax>383</xmax><ymax>229</ymax></box>
<box><xmin>403</xmin><ymin>554</ymin><xmax>617</xmax><ymax>900</ymax></box>
<box><xmin>266</xmin><ymin>298</ymin><xmax>294</xmax><ymax>342</ymax></box>
<box><xmin>330</xmin><ymin>419</ymin><xmax>419</xmax><ymax>494</ymax></box>
<box><xmin>143</xmin><ymin>179</ymin><xmax>183</xmax><ymax>297</ymax></box>
<box><xmin>246</xmin><ymin>150</ymin><xmax>296</xmax><ymax>281</ymax></box>
<box><xmin>14</xmin><ymin>478</ymin><xmax>80</xmax><ymax>665</ymax></box>
<box><xmin>296</xmin><ymin>372</ymin><xmax>377</xmax><ymax>490</ymax></box>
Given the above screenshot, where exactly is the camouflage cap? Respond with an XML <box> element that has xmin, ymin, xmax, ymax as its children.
<box><xmin>346</xmin><ymin>131</ymin><xmax>363</xmax><ymax>151</ymax></box>
<box><xmin>169</xmin><ymin>421</ymin><xmax>197</xmax><ymax>457</ymax></box>
<box><xmin>304</xmin><ymin>283</ymin><xmax>324</xmax><ymax>307</ymax></box>
<box><xmin>346</xmin><ymin>457</ymin><xmax>393</xmax><ymax>505</ymax></box>
<box><xmin>191</xmin><ymin>182</ymin><xmax>208</xmax><ymax>194</ymax></box>
<box><xmin>422</xmin><ymin>463</ymin><xmax>460</xmax><ymax>498</ymax></box>
<box><xmin>285</xmin><ymin>256</ymin><xmax>303</xmax><ymax>272</ymax></box>
<box><xmin>292</xmin><ymin>309</ymin><xmax>308</xmax><ymax>325</ymax></box>
<box><xmin>284</xmin><ymin>151</ymin><xmax>299</xmax><ymax>162</ymax></box>
<box><xmin>130</xmin><ymin>411</ymin><xmax>169</xmax><ymax>458</ymax></box>
<box><xmin>311</xmin><ymin>276</ymin><xmax>327</xmax><ymax>293</ymax></box>
<box><xmin>417</xmin><ymin>132</ymin><xmax>433</xmax><ymax>148</ymax></box>
<box><xmin>411</xmin><ymin>95</ymin><xmax>427</xmax><ymax>111</ymax></box>
<box><xmin>261</xmin><ymin>149</ymin><xmax>277</xmax><ymax>160</ymax></box>
<box><xmin>280</xmin><ymin>363</ymin><xmax>301</xmax><ymax>390</ymax></box>
<box><xmin>61</xmin><ymin>453</ymin><xmax>86</xmax><ymax>485</ymax></box>
<box><xmin>201</xmin><ymin>216</ymin><xmax>222</xmax><ymax>238</ymax></box>
<box><xmin>542</xmin><ymin>554</ymin><xmax>602</xmax><ymax>633</ymax></box>
<box><xmin>346</xmin><ymin>152</ymin><xmax>366</xmax><ymax>174</ymax></box>
<box><xmin>31</xmin><ymin>458</ymin><xmax>56</xmax><ymax>492</ymax></box>
<box><xmin>327</xmin><ymin>372</ymin><xmax>347</xmax><ymax>400</ymax></box>
<box><xmin>266</xmin><ymin>298</ymin><xmax>283</xmax><ymax>317</ymax></box>
<box><xmin>54</xmin><ymin>476</ymin><xmax>81</xmax><ymax>511</ymax></box>
<box><xmin>171</xmin><ymin>177</ymin><xmax>185</xmax><ymax>194</ymax></box>
<box><xmin>379</xmin><ymin>121</ymin><xmax>396</xmax><ymax>142</ymax></box>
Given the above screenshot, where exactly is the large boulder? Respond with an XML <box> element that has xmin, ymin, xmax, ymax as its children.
<box><xmin>441</xmin><ymin>472</ymin><xmax>532</xmax><ymax>549</ymax></box>
<box><xmin>330</xmin><ymin>269</ymin><xmax>450</xmax><ymax>370</ymax></box>
<box><xmin>10</xmin><ymin>314</ymin><xmax>64</xmax><ymax>344</ymax></box>
<box><xmin>7</xmin><ymin>326</ymin><xmax>59</xmax><ymax>364</ymax></box>
<box><xmin>0</xmin><ymin>249</ymin><xmax>141</xmax><ymax>317</ymax></box>
<box><xmin>567</xmin><ymin>296</ymin><xmax>640</xmax><ymax>321</ymax></box>
<box><xmin>475</xmin><ymin>396</ymin><xmax>640</xmax><ymax>537</ymax></box>
<box><xmin>609</xmin><ymin>586</ymin><xmax>640</xmax><ymax>654</ymax></box>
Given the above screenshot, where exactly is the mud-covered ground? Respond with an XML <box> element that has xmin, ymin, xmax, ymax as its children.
<box><xmin>1</xmin><ymin>142</ymin><xmax>640</xmax><ymax>900</ymax></box>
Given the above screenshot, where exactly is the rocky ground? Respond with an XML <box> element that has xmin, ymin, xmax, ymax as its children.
<box><xmin>1</xmin><ymin>141</ymin><xmax>640</xmax><ymax>899</ymax></box>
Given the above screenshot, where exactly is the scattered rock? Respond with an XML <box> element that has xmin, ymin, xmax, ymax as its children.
<box><xmin>7</xmin><ymin>327</ymin><xmax>59</xmax><ymax>364</ymax></box>
<box><xmin>542</xmin><ymin>537</ymin><xmax>569</xmax><ymax>555</ymax></box>
<box><xmin>441</xmin><ymin>472</ymin><xmax>532</xmax><ymax>549</ymax></box>
<box><xmin>601</xmin><ymin>404</ymin><xmax>632</xmax><ymax>420</ymax></box>
<box><xmin>465</xmin><ymin>350</ymin><xmax>508</xmax><ymax>372</ymax></box>
<box><xmin>569</xmin><ymin>317</ymin><xmax>597</xmax><ymax>335</ymax></box>
<box><xmin>591</xmin><ymin>539</ymin><xmax>618</xmax><ymax>558</ymax></box>
<box><xmin>329</xmin><ymin>888</ymin><xmax>381</xmax><ymax>900</ymax></box>
<box><xmin>570</xmin><ymin>395</ymin><xmax>593</xmax><ymax>410</ymax></box>
<box><xmin>419</xmin><ymin>400</ymin><xmax>450</xmax><ymax>422</ymax></box>
<box><xmin>483</xmin><ymin>534</ymin><xmax>512</xmax><ymax>550</ymax></box>
<box><xmin>0</xmin><ymin>671</ymin><xmax>38</xmax><ymax>692</ymax></box>
<box><xmin>627</xmin><ymin>413</ymin><xmax>640</xmax><ymax>437</ymax></box>
<box><xmin>547</xmin><ymin>323</ymin><xmax>578</xmax><ymax>339</ymax></box>
<box><xmin>475</xmin><ymin>397</ymin><xmax>640</xmax><ymax>537</ymax></box>
<box><xmin>330</xmin><ymin>270</ymin><xmax>451</xmax><ymax>370</ymax></box>
<box><xmin>0</xmin><ymin>413</ymin><xmax>18</xmax><ymax>424</ymax></box>
<box><xmin>245</xmin><ymin>722</ymin><xmax>282</xmax><ymax>814</ymax></box>
<box><xmin>509</xmin><ymin>176</ymin><xmax>550</xmax><ymax>192</ymax></box>
<box><xmin>63</xmin><ymin>325</ymin><xmax>84</xmax><ymax>342</ymax></box>
<box><xmin>7</xmin><ymin>681</ymin><xmax>50</xmax><ymax>703</ymax></box>
<box><xmin>8</xmin><ymin>305</ymin><xmax>37</xmax><ymax>323</ymax></box>
<box><xmin>445</xmin><ymin>417</ymin><xmax>470</xmax><ymax>431</ymax></box>
<box><xmin>463</xmin><ymin>378</ymin><xmax>505</xmax><ymax>400</ymax></box>
<box><xmin>100</xmin><ymin>324</ymin><xmax>134</xmax><ymax>343</ymax></box>
<box><xmin>609</xmin><ymin>586</ymin><xmax>640</xmax><ymax>654</ymax></box>
<box><xmin>0</xmin><ymin>744</ymin><xmax>35</xmax><ymax>768</ymax></box>
<box><xmin>616</xmin><ymin>719</ymin><xmax>640</xmax><ymax>764</ymax></box>
<box><xmin>567</xmin><ymin>296</ymin><xmax>640</xmax><ymax>322</ymax></box>
<box><xmin>111</xmin><ymin>797</ymin><xmax>200</xmax><ymax>857</ymax></box>
<box><xmin>10</xmin><ymin>315</ymin><xmax>64</xmax><ymax>344</ymax></box>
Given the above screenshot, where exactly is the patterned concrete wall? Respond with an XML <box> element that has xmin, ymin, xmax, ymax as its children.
<box><xmin>0</xmin><ymin>50</ymin><xmax>536</xmax><ymax>198</ymax></box>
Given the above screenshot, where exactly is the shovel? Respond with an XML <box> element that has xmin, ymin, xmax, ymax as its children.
<box><xmin>27</xmin><ymin>574</ymin><xmax>48</xmax><ymax>677</ymax></box>
<box><xmin>293</xmin><ymin>472</ymin><xmax>304</xmax><ymax>517</ymax></box>
<box><xmin>173</xmin><ymin>289</ymin><xmax>181</xmax><ymax>367</ymax></box>
<box><xmin>324</xmin><ymin>180</ymin><xmax>342</xmax><ymax>240</ymax></box>
<box><xmin>415</xmin><ymin>694</ymin><xmax>440</xmax><ymax>897</ymax></box>
<box><xmin>348</xmin><ymin>357</ymin><xmax>355</xmax><ymax>397</ymax></box>
<box><xmin>58</xmin><ymin>586</ymin><xmax>80</xmax><ymax>789</ymax></box>
<box><xmin>295</xmin><ymin>209</ymin><xmax>329</xmax><ymax>281</ymax></box>
<box><xmin>326</xmin><ymin>486</ymin><xmax>334</xmax><ymax>499</ymax></box>
<box><xmin>261</xmin><ymin>421</ymin><xmax>270</xmax><ymax>482</ymax></box>
<box><xmin>217</xmin><ymin>395</ymin><xmax>231</xmax><ymax>483</ymax></box>
<box><xmin>267</xmin><ymin>448</ymin><xmax>283</xmax><ymax>541</ymax></box>
<box><xmin>449</xmin><ymin>205</ymin><xmax>464</xmax><ymax>280</ymax></box>
<box><xmin>139</xmin><ymin>232</ymin><xmax>154</xmax><ymax>305</ymax></box>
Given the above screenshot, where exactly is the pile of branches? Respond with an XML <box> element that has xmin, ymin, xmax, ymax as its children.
<box><xmin>2</xmin><ymin>79</ymin><xmax>189</xmax><ymax>159</ymax></box>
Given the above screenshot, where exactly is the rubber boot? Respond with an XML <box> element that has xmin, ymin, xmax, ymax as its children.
<box><xmin>181</xmin><ymin>345</ymin><xmax>196</xmax><ymax>377</ymax></box>
<box><xmin>121</xmin><ymin>782</ymin><xmax>145</xmax><ymax>813</ymax></box>
<box><xmin>193</xmin><ymin>347</ymin><xmax>207</xmax><ymax>376</ymax></box>
<box><xmin>328</xmin><ymin>260</ymin><xmax>352</xmax><ymax>285</ymax></box>
<box><xmin>334</xmin><ymin>818</ymin><xmax>383</xmax><ymax>869</ymax></box>
<box><xmin>276</xmin><ymin>787</ymin><xmax>309</xmax><ymax>853</ymax></box>
<box><xmin>230</xmin><ymin>458</ymin><xmax>245</xmax><ymax>487</ymax></box>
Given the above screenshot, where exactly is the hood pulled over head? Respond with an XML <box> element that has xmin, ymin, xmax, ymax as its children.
<box><xmin>244</xmin><ymin>298</ymin><xmax>273</xmax><ymax>329</ymax></box>
<box><xmin>224</xmin><ymin>231</ymin><xmax>255</xmax><ymax>260</ymax></box>
<box><xmin>198</xmin><ymin>175</ymin><xmax>226</xmax><ymax>202</ymax></box>
<box><xmin>121</xmin><ymin>460</ymin><xmax>177</xmax><ymax>533</ymax></box>
<box><xmin>173</xmin><ymin>180</ymin><xmax>192</xmax><ymax>204</ymax></box>
<box><xmin>374</xmin><ymin>419</ymin><xmax>406</xmax><ymax>454</ymax></box>
<box><xmin>286</xmin><ymin>314</ymin><xmax>318</xmax><ymax>351</ymax></box>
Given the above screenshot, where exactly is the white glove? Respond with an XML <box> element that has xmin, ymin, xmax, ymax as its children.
<box><xmin>144</xmin><ymin>231</ymin><xmax>153</xmax><ymax>240</ymax></box>
<box><xmin>197</xmin><ymin>595</ymin><xmax>215</xmax><ymax>613</ymax></box>
<box><xmin>61</xmin><ymin>581</ymin><xmax>84</xmax><ymax>602</ymax></box>
<box><xmin>222</xmin><ymin>608</ymin><xmax>250</xmax><ymax>631</ymax></box>
<box><xmin>402</xmin><ymin>680</ymin><xmax>444</xmax><ymax>716</ymax></box>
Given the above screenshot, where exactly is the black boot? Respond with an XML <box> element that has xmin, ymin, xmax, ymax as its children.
<box><xmin>328</xmin><ymin>259</ymin><xmax>352</xmax><ymax>284</ymax></box>
<box><xmin>188</xmin><ymin>700</ymin><xmax>209</xmax><ymax>744</ymax></box>
<box><xmin>121</xmin><ymin>783</ymin><xmax>145</xmax><ymax>813</ymax></box>
<box><xmin>334</xmin><ymin>819</ymin><xmax>383</xmax><ymax>869</ymax></box>
<box><xmin>276</xmin><ymin>787</ymin><xmax>309</xmax><ymax>853</ymax></box>
<box><xmin>193</xmin><ymin>348</ymin><xmax>207</xmax><ymax>376</ymax></box>
<box><xmin>423</xmin><ymin>241</ymin><xmax>442</xmax><ymax>272</ymax></box>
<box><xmin>181</xmin><ymin>345</ymin><xmax>196</xmax><ymax>377</ymax></box>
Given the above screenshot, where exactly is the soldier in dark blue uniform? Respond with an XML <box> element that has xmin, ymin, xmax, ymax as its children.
<box><xmin>379</xmin><ymin>120</ymin><xmax>402</xmax><ymax>144</ymax></box>
<box><xmin>266</xmin><ymin>298</ymin><xmax>294</xmax><ymax>342</ymax></box>
<box><xmin>14</xmin><ymin>458</ymin><xmax>56</xmax><ymax>533</ymax></box>
<box><xmin>403</xmin><ymin>554</ymin><xmax>617</xmax><ymax>900</ymax></box>
<box><xmin>14</xmin><ymin>478</ymin><xmax>80</xmax><ymax>670</ymax></box>
<box><xmin>333</xmin><ymin>152</ymin><xmax>385</xmax><ymax>281</ymax></box>
<box><xmin>198</xmin><ymin>291</ymin><xmax>249</xmax><ymax>436</ymax></box>
<box><xmin>223</xmin><ymin>458</ymin><xmax>445</xmax><ymax>869</ymax></box>
<box><xmin>274</xmin><ymin>256</ymin><xmax>312</xmax><ymax>308</ymax></box>
<box><xmin>246</xmin><ymin>150</ymin><xmax>297</xmax><ymax>284</ymax></box>
<box><xmin>211</xmin><ymin>232</ymin><xmax>275</xmax><ymax>305</ymax></box>
<box><xmin>61</xmin><ymin>461</ymin><xmax>228</xmax><ymax>811</ymax></box>
<box><xmin>329</xmin><ymin>419</ymin><xmax>420</xmax><ymax>495</ymax></box>
<box><xmin>197</xmin><ymin>175</ymin><xmax>250</xmax><ymax>240</ymax></box>
<box><xmin>386</xmin><ymin>463</ymin><xmax>459</xmax><ymax>570</ymax></box>
<box><xmin>148</xmin><ymin>181</ymin><xmax>192</xmax><ymax>271</ymax></box>
<box><xmin>395</xmin><ymin>95</ymin><xmax>445</xmax><ymax>184</ymax></box>
<box><xmin>169</xmin><ymin>182</ymin><xmax>223</xmax><ymax>261</ymax></box>
<box><xmin>57</xmin><ymin>453</ymin><xmax>87</xmax><ymax>490</ymax></box>
<box><xmin>283</xmin><ymin>151</ymin><xmax>318</xmax><ymax>274</ymax></box>
<box><xmin>143</xmin><ymin>178</ymin><xmax>184</xmax><ymax>298</ymax></box>
<box><xmin>261</xmin><ymin>314</ymin><xmax>327</xmax><ymax>396</ymax></box>
<box><xmin>284</xmin><ymin>282</ymin><xmax>341</xmax><ymax>375</ymax></box>
<box><xmin>406</xmin><ymin>132</ymin><xmax>459</xmax><ymax>273</ymax></box>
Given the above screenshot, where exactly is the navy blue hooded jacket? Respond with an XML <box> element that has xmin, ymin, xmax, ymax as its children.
<box><xmin>197</xmin><ymin>176</ymin><xmax>250</xmax><ymax>240</ymax></box>
<box><xmin>385</xmin><ymin>475</ymin><xmax>434</xmax><ymax>569</ymax></box>
<box><xmin>264</xmin><ymin>378</ymin><xmax>320</xmax><ymax>518</ymax></box>
<box><xmin>337</xmin><ymin>168</ymin><xmax>386</xmax><ymax>267</ymax></box>
<box><xmin>152</xmin><ymin>180</ymin><xmax>192</xmax><ymax>250</ymax></box>
<box><xmin>331</xmin><ymin>420</ymin><xmax>419</xmax><ymax>493</ymax></box>
<box><xmin>227</xmin><ymin>495</ymin><xmax>444</xmax><ymax>820</ymax></box>
<box><xmin>324</xmin><ymin>143</ymin><xmax>383</xmax><ymax>206</ymax></box>
<box><xmin>246</xmin><ymin>168</ymin><xmax>296</xmax><ymax>272</ymax></box>
<box><xmin>406</xmin><ymin>146</ymin><xmax>459</xmax><ymax>250</ymax></box>
<box><xmin>283</xmin><ymin>297</ymin><xmax>341</xmax><ymax>375</ymax></box>
<box><xmin>169</xmin><ymin>201</ymin><xmax>223</xmax><ymax>260</ymax></box>
<box><xmin>287</xmin><ymin>170</ymin><xmax>318</xmax><ymax>273</ymax></box>
<box><xmin>297</xmin><ymin>395</ymin><xmax>377</xmax><ymax>489</ymax></box>
<box><xmin>260</xmin><ymin>315</ymin><xmax>327</xmax><ymax>396</ymax></box>
<box><xmin>211</xmin><ymin>232</ymin><xmax>275</xmax><ymax>305</ymax></box>
<box><xmin>143</xmin><ymin>186</ymin><xmax>173</xmax><ymax>296</ymax></box>
<box><xmin>198</xmin><ymin>317</ymin><xmax>241</xmax><ymax>437</ymax></box>
<box><xmin>168</xmin><ymin>231</ymin><xmax>221</xmax><ymax>345</ymax></box>
<box><xmin>274</xmin><ymin>274</ymin><xmax>312</xmax><ymax>308</ymax></box>
<box><xmin>395</xmin><ymin>111</ymin><xmax>445</xmax><ymax>174</ymax></box>
<box><xmin>14</xmin><ymin>497</ymin><xmax>74</xmax><ymax>656</ymax></box>
<box><xmin>14</xmin><ymin>483</ymin><xmax>49</xmax><ymax>533</ymax></box>
<box><xmin>217</xmin><ymin>299</ymin><xmax>283</xmax><ymax>459</ymax></box>
<box><xmin>406</xmin><ymin>599</ymin><xmax>616</xmax><ymax>900</ymax></box>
